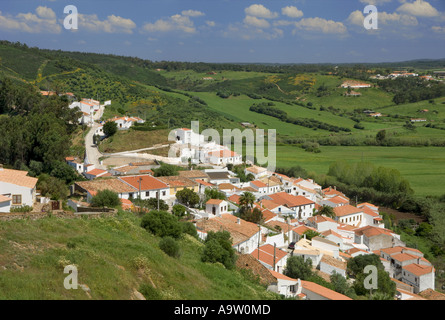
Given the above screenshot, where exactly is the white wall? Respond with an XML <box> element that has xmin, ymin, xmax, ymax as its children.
<box><xmin>0</xmin><ymin>181</ymin><xmax>35</xmax><ymax>207</ymax></box>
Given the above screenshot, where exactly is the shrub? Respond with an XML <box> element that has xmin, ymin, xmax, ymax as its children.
<box><xmin>10</xmin><ymin>205</ymin><xmax>33</xmax><ymax>213</ymax></box>
<box><xmin>159</xmin><ymin>236</ymin><xmax>181</xmax><ymax>258</ymax></box>
<box><xmin>140</xmin><ymin>210</ymin><xmax>182</xmax><ymax>238</ymax></box>
<box><xmin>201</xmin><ymin>231</ymin><xmax>236</xmax><ymax>269</ymax></box>
<box><xmin>139</xmin><ymin>283</ymin><xmax>162</xmax><ymax>300</ymax></box>
<box><xmin>181</xmin><ymin>221</ymin><xmax>198</xmax><ymax>238</ymax></box>
<box><xmin>90</xmin><ymin>189</ymin><xmax>121</xmax><ymax>209</ymax></box>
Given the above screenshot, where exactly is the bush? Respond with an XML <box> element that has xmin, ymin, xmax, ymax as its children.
<box><xmin>181</xmin><ymin>221</ymin><xmax>198</xmax><ymax>238</ymax></box>
<box><xmin>139</xmin><ymin>283</ymin><xmax>162</xmax><ymax>300</ymax></box>
<box><xmin>90</xmin><ymin>189</ymin><xmax>121</xmax><ymax>208</ymax></box>
<box><xmin>10</xmin><ymin>205</ymin><xmax>33</xmax><ymax>213</ymax></box>
<box><xmin>159</xmin><ymin>236</ymin><xmax>181</xmax><ymax>258</ymax></box>
<box><xmin>201</xmin><ymin>231</ymin><xmax>236</xmax><ymax>269</ymax></box>
<box><xmin>140</xmin><ymin>210</ymin><xmax>182</xmax><ymax>238</ymax></box>
<box><xmin>172</xmin><ymin>204</ymin><xmax>187</xmax><ymax>218</ymax></box>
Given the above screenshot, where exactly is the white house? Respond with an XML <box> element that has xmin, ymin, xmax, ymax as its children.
<box><xmin>174</xmin><ymin>128</ymin><xmax>205</xmax><ymax>146</ymax></box>
<box><xmin>251</xmin><ymin>244</ymin><xmax>289</xmax><ymax>274</ymax></box>
<box><xmin>244</xmin><ymin>166</ymin><xmax>268</xmax><ymax>180</ymax></box>
<box><xmin>250</xmin><ymin>180</ymin><xmax>268</xmax><ymax>194</ymax></box>
<box><xmin>208</xmin><ymin>149</ymin><xmax>242</xmax><ymax>166</ymax></box>
<box><xmin>0</xmin><ymin>166</ymin><xmax>38</xmax><ymax>209</ymax></box>
<box><xmin>107</xmin><ymin>116</ymin><xmax>145</xmax><ymax>130</ymax></box>
<box><xmin>83</xmin><ymin>169</ymin><xmax>111</xmax><ymax>180</ymax></box>
<box><xmin>321</xmin><ymin>195</ymin><xmax>349</xmax><ymax>208</ymax></box>
<box><xmin>118</xmin><ymin>175</ymin><xmax>170</xmax><ymax>201</ymax></box>
<box><xmin>263</xmin><ymin>192</ymin><xmax>315</xmax><ymax>220</ymax></box>
<box><xmin>65</xmin><ymin>157</ymin><xmax>84</xmax><ymax>175</ymax></box>
<box><xmin>205</xmin><ymin>199</ymin><xmax>229</xmax><ymax>216</ymax></box>
<box><xmin>319</xmin><ymin>255</ymin><xmax>347</xmax><ymax>278</ymax></box>
<box><xmin>267</xmin><ymin>270</ymin><xmax>299</xmax><ymax>299</ymax></box>
<box><xmin>333</xmin><ymin>205</ymin><xmax>364</xmax><ymax>227</ymax></box>
<box><xmin>195</xmin><ymin>214</ymin><xmax>261</xmax><ymax>254</ymax></box>
<box><xmin>306</xmin><ymin>215</ymin><xmax>338</xmax><ymax>233</ymax></box>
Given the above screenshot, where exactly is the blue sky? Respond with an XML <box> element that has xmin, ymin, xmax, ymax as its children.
<box><xmin>0</xmin><ymin>0</ymin><xmax>444</xmax><ymax>63</ymax></box>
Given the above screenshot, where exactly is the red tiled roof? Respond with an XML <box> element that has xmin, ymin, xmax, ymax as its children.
<box><xmin>301</xmin><ymin>280</ymin><xmax>353</xmax><ymax>300</ymax></box>
<box><xmin>0</xmin><ymin>168</ymin><xmax>38</xmax><ymax>189</ymax></box>
<box><xmin>403</xmin><ymin>264</ymin><xmax>434</xmax><ymax>277</ymax></box>
<box><xmin>228</xmin><ymin>194</ymin><xmax>240</xmax><ymax>204</ymax></box>
<box><xmin>267</xmin><ymin>192</ymin><xmax>314</xmax><ymax>207</ymax></box>
<box><xmin>209</xmin><ymin>149</ymin><xmax>238</xmax><ymax>158</ymax></box>
<box><xmin>119</xmin><ymin>175</ymin><xmax>168</xmax><ymax>191</ymax></box>
<box><xmin>333</xmin><ymin>205</ymin><xmax>363</xmax><ymax>217</ymax></box>
<box><xmin>251</xmin><ymin>180</ymin><xmax>267</xmax><ymax>188</ymax></box>
<box><xmin>251</xmin><ymin>244</ymin><xmax>288</xmax><ymax>267</ymax></box>
<box><xmin>85</xmin><ymin>169</ymin><xmax>108</xmax><ymax>177</ymax></box>
<box><xmin>206</xmin><ymin>199</ymin><xmax>224</xmax><ymax>205</ymax></box>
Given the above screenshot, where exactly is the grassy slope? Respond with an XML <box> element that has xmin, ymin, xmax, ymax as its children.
<box><xmin>0</xmin><ymin>213</ymin><xmax>277</xmax><ymax>300</ymax></box>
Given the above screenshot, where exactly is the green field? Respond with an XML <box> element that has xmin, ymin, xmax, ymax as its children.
<box><xmin>275</xmin><ymin>145</ymin><xmax>445</xmax><ymax>197</ymax></box>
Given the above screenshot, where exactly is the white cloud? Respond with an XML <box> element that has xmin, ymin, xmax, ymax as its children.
<box><xmin>359</xmin><ymin>0</ymin><xmax>393</xmax><ymax>4</ymax></box>
<box><xmin>181</xmin><ymin>10</ymin><xmax>205</xmax><ymax>17</ymax></box>
<box><xmin>35</xmin><ymin>6</ymin><xmax>56</xmax><ymax>20</ymax></box>
<box><xmin>223</xmin><ymin>23</ymin><xmax>283</xmax><ymax>40</ymax></box>
<box><xmin>206</xmin><ymin>20</ymin><xmax>215</xmax><ymax>27</ymax></box>
<box><xmin>244</xmin><ymin>4</ymin><xmax>278</xmax><ymax>19</ymax></box>
<box><xmin>142</xmin><ymin>14</ymin><xmax>196</xmax><ymax>34</ymax></box>
<box><xmin>396</xmin><ymin>0</ymin><xmax>439</xmax><ymax>17</ymax></box>
<box><xmin>293</xmin><ymin>17</ymin><xmax>347</xmax><ymax>34</ymax></box>
<box><xmin>281</xmin><ymin>6</ymin><xmax>303</xmax><ymax>19</ymax></box>
<box><xmin>78</xmin><ymin>14</ymin><xmax>136</xmax><ymax>34</ymax></box>
<box><xmin>243</xmin><ymin>15</ymin><xmax>270</xmax><ymax>29</ymax></box>
<box><xmin>432</xmin><ymin>26</ymin><xmax>445</xmax><ymax>33</ymax></box>
<box><xmin>347</xmin><ymin>9</ymin><xmax>418</xmax><ymax>27</ymax></box>
<box><xmin>0</xmin><ymin>6</ymin><xmax>61</xmax><ymax>34</ymax></box>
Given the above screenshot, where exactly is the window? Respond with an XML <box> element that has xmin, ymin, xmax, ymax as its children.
<box><xmin>145</xmin><ymin>192</ymin><xmax>150</xmax><ymax>197</ymax></box>
<box><xmin>162</xmin><ymin>191</ymin><xmax>166</xmax><ymax>196</ymax></box>
<box><xmin>12</xmin><ymin>195</ymin><xmax>22</xmax><ymax>205</ymax></box>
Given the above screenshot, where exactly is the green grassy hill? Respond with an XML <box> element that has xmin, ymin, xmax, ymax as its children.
<box><xmin>0</xmin><ymin>213</ymin><xmax>278</xmax><ymax>300</ymax></box>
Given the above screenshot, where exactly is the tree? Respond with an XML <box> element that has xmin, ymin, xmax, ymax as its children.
<box><xmin>90</xmin><ymin>189</ymin><xmax>121</xmax><ymax>209</ymax></box>
<box><xmin>153</xmin><ymin>162</ymin><xmax>180</xmax><ymax>177</ymax></box>
<box><xmin>376</xmin><ymin>129</ymin><xmax>386</xmax><ymax>143</ymax></box>
<box><xmin>313</xmin><ymin>205</ymin><xmax>336</xmax><ymax>219</ymax></box>
<box><xmin>176</xmin><ymin>188</ymin><xmax>200</xmax><ymax>208</ymax></box>
<box><xmin>159</xmin><ymin>236</ymin><xmax>181</xmax><ymax>258</ymax></box>
<box><xmin>172</xmin><ymin>204</ymin><xmax>187</xmax><ymax>218</ymax></box>
<box><xmin>284</xmin><ymin>256</ymin><xmax>313</xmax><ymax>280</ymax></box>
<box><xmin>204</xmin><ymin>188</ymin><xmax>226</xmax><ymax>202</ymax></box>
<box><xmin>103</xmin><ymin>121</ymin><xmax>117</xmax><ymax>137</ymax></box>
<box><xmin>37</xmin><ymin>174</ymin><xmax>69</xmax><ymax>200</ymax></box>
<box><xmin>239</xmin><ymin>192</ymin><xmax>255</xmax><ymax>212</ymax></box>
<box><xmin>240</xmin><ymin>207</ymin><xmax>263</xmax><ymax>224</ymax></box>
<box><xmin>140</xmin><ymin>210</ymin><xmax>182</xmax><ymax>239</ymax></box>
<box><xmin>302</xmin><ymin>229</ymin><xmax>320</xmax><ymax>241</ymax></box>
<box><xmin>201</xmin><ymin>231</ymin><xmax>236</xmax><ymax>270</ymax></box>
<box><xmin>330</xmin><ymin>272</ymin><xmax>355</xmax><ymax>298</ymax></box>
<box><xmin>133</xmin><ymin>197</ymin><xmax>169</xmax><ymax>211</ymax></box>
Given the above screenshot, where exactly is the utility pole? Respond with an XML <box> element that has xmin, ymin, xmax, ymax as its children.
<box><xmin>137</xmin><ymin>177</ymin><xmax>142</xmax><ymax>200</ymax></box>
<box><xmin>157</xmin><ymin>190</ymin><xmax>160</xmax><ymax>210</ymax></box>
<box><xmin>273</xmin><ymin>243</ymin><xmax>276</xmax><ymax>272</ymax></box>
<box><xmin>257</xmin><ymin>224</ymin><xmax>261</xmax><ymax>260</ymax></box>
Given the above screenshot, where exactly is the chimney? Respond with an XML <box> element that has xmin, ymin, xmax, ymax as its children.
<box><xmin>0</xmin><ymin>164</ymin><xmax>3</xmax><ymax>171</ymax></box>
<box><xmin>237</xmin><ymin>217</ymin><xmax>241</xmax><ymax>224</ymax></box>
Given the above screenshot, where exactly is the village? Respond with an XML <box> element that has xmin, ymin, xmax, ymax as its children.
<box><xmin>0</xmin><ymin>93</ymin><xmax>438</xmax><ymax>300</ymax></box>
